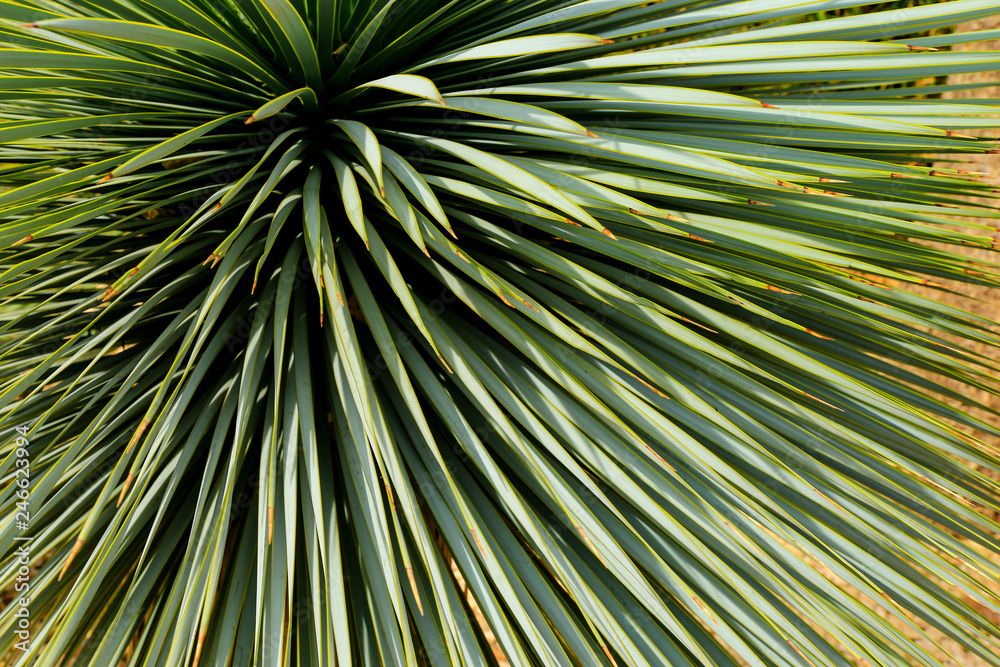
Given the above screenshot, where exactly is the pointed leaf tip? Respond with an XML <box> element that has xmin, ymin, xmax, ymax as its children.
<box><xmin>58</xmin><ymin>538</ymin><xmax>84</xmax><ymax>581</ymax></box>
<box><xmin>438</xmin><ymin>354</ymin><xmax>453</xmax><ymax>373</ymax></box>
<box><xmin>117</xmin><ymin>473</ymin><xmax>134</xmax><ymax>507</ymax></box>
<box><xmin>192</xmin><ymin>630</ymin><xmax>207</xmax><ymax>667</ymax></box>
<box><xmin>805</xmin><ymin>328</ymin><xmax>834</xmax><ymax>340</ymax></box>
<box><xmin>406</xmin><ymin>568</ymin><xmax>424</xmax><ymax>614</ymax></box>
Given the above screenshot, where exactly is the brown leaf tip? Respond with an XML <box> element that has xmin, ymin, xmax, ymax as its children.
<box><xmin>805</xmin><ymin>328</ymin><xmax>834</xmax><ymax>340</ymax></box>
<box><xmin>438</xmin><ymin>354</ymin><xmax>453</xmax><ymax>373</ymax></box>
<box><xmin>58</xmin><ymin>538</ymin><xmax>85</xmax><ymax>581</ymax></box>
<box><xmin>407</xmin><ymin>568</ymin><xmax>424</xmax><ymax>614</ymax></box>
<box><xmin>117</xmin><ymin>473</ymin><xmax>134</xmax><ymax>507</ymax></box>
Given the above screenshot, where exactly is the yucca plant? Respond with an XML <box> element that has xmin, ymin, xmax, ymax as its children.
<box><xmin>3</xmin><ymin>0</ymin><xmax>1000</xmax><ymax>665</ymax></box>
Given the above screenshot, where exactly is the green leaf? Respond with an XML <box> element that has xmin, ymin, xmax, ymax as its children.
<box><xmin>412</xmin><ymin>33</ymin><xmax>611</xmax><ymax>69</ymax></box>
<box><xmin>248</xmin><ymin>87</ymin><xmax>320</xmax><ymax>123</ymax></box>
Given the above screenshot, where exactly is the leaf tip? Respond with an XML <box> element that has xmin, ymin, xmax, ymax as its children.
<box><xmin>804</xmin><ymin>328</ymin><xmax>833</xmax><ymax>340</ymax></box>
<box><xmin>58</xmin><ymin>538</ymin><xmax>84</xmax><ymax>581</ymax></box>
<box><xmin>117</xmin><ymin>473</ymin><xmax>134</xmax><ymax>507</ymax></box>
<box><xmin>407</xmin><ymin>567</ymin><xmax>424</xmax><ymax>614</ymax></box>
<box><xmin>438</xmin><ymin>353</ymin><xmax>453</xmax><ymax>373</ymax></box>
<box><xmin>192</xmin><ymin>630</ymin><xmax>207</xmax><ymax>667</ymax></box>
